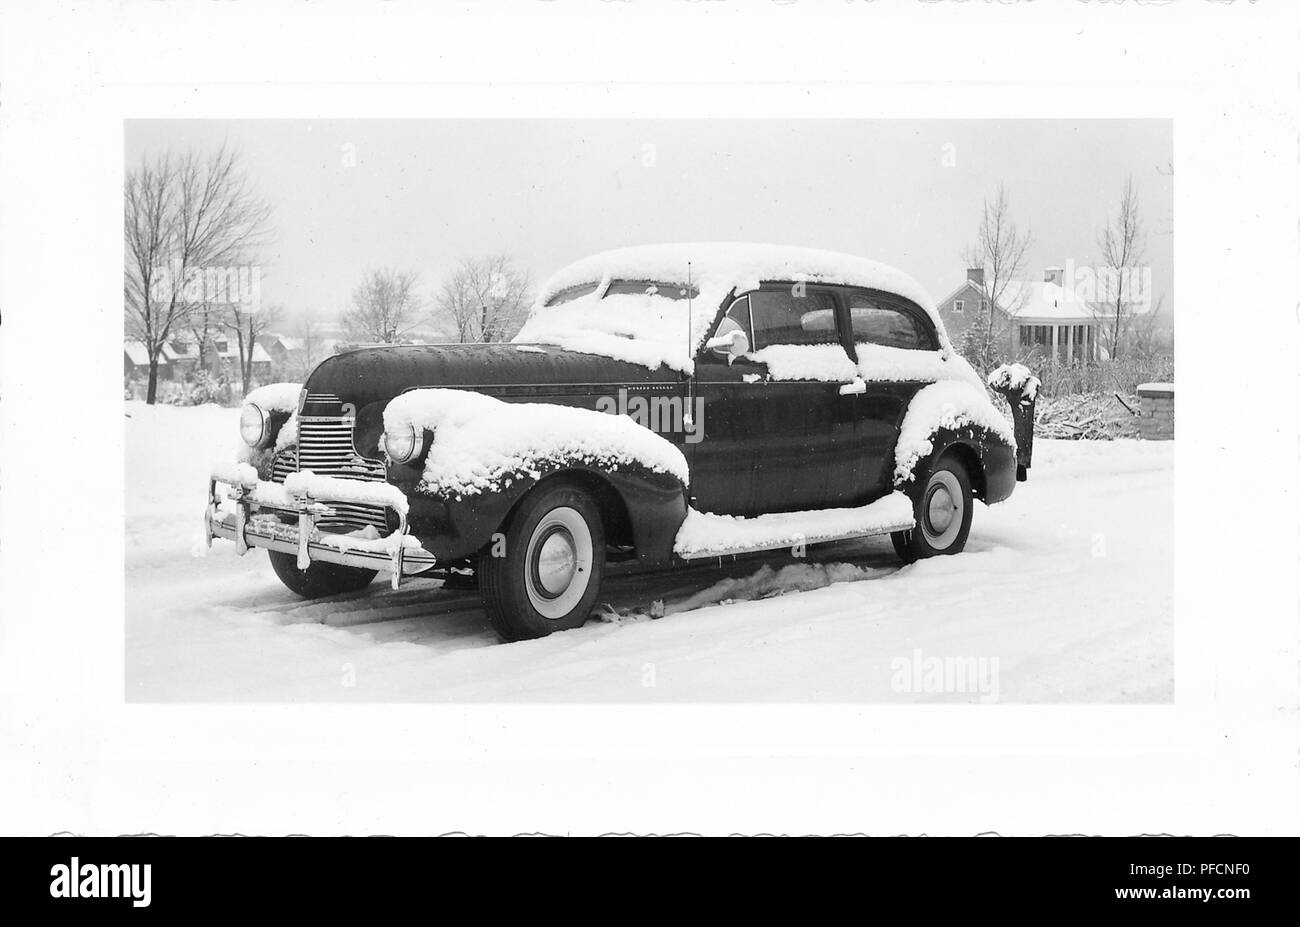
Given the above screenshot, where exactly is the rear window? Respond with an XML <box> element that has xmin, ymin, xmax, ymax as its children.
<box><xmin>848</xmin><ymin>294</ymin><xmax>935</xmax><ymax>350</ymax></box>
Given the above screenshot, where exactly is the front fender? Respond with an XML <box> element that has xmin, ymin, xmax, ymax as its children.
<box><xmin>389</xmin><ymin>459</ymin><xmax>688</xmax><ymax>566</ymax></box>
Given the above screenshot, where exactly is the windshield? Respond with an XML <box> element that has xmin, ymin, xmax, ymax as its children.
<box><xmin>544</xmin><ymin>280</ymin><xmax>698</xmax><ymax>307</ymax></box>
<box><xmin>517</xmin><ymin>282</ymin><xmax>706</xmax><ymax>372</ymax></box>
<box><xmin>602</xmin><ymin>280</ymin><xmax>698</xmax><ymax>301</ymax></box>
<box><xmin>544</xmin><ymin>282</ymin><xmax>600</xmax><ymax>307</ymax></box>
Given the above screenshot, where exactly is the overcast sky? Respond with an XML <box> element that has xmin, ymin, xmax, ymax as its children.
<box><xmin>125</xmin><ymin>119</ymin><xmax>1173</xmax><ymax>325</ymax></box>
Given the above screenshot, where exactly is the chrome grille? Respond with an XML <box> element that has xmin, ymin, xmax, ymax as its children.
<box><xmin>270</xmin><ymin>393</ymin><xmax>390</xmax><ymax>532</ymax></box>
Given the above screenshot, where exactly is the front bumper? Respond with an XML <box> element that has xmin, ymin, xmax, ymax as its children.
<box><xmin>204</xmin><ymin>467</ymin><xmax>435</xmax><ymax>589</ymax></box>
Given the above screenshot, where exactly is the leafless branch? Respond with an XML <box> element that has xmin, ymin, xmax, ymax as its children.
<box><xmin>434</xmin><ymin>255</ymin><xmax>533</xmax><ymax>344</ymax></box>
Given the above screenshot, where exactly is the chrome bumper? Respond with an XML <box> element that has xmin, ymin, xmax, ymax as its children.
<box><xmin>204</xmin><ymin>473</ymin><xmax>435</xmax><ymax>590</ymax></box>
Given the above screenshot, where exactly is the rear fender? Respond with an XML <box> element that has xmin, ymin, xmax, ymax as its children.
<box><xmin>900</xmin><ymin>425</ymin><xmax>1017</xmax><ymax>505</ymax></box>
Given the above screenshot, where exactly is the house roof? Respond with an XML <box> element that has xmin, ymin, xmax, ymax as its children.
<box><xmin>257</xmin><ymin>333</ymin><xmax>305</xmax><ymax>352</ymax></box>
<box><xmin>936</xmin><ymin>276</ymin><xmax>1100</xmax><ymax>323</ymax></box>
<box><xmin>933</xmin><ymin>278</ymin><xmax>987</xmax><ymax>309</ymax></box>
<box><xmin>158</xmin><ymin>336</ymin><xmax>273</xmax><ymax>363</ymax></box>
<box><xmin>124</xmin><ymin>341</ymin><xmax>163</xmax><ymax>365</ymax></box>
<box><xmin>997</xmin><ymin>280</ymin><xmax>1098</xmax><ymax>322</ymax></box>
<box><xmin>938</xmin><ymin>267</ymin><xmax>1156</xmax><ymax>324</ymax></box>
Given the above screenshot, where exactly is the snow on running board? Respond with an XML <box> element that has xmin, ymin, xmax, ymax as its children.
<box><xmin>673</xmin><ymin>492</ymin><xmax>915</xmax><ymax>560</ymax></box>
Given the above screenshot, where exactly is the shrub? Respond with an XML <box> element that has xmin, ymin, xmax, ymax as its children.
<box><xmin>1009</xmin><ymin>352</ymin><xmax>1174</xmax><ymax>398</ymax></box>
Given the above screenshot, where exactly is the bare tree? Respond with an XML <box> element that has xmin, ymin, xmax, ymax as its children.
<box><xmin>435</xmin><ymin>255</ymin><xmax>532</xmax><ymax>343</ymax></box>
<box><xmin>1093</xmin><ymin>176</ymin><xmax>1148</xmax><ymax>360</ymax></box>
<box><xmin>124</xmin><ymin>145</ymin><xmax>272</xmax><ymax>403</ymax></box>
<box><xmin>290</xmin><ymin>315</ymin><xmax>328</xmax><ymax>380</ymax></box>
<box><xmin>124</xmin><ymin>155</ymin><xmax>178</xmax><ymax>404</ymax></box>
<box><xmin>960</xmin><ymin>184</ymin><xmax>1032</xmax><ymax>374</ymax></box>
<box><xmin>186</xmin><ymin>299</ymin><xmax>228</xmax><ymax>378</ymax></box>
<box><xmin>343</xmin><ymin>268</ymin><xmax>422</xmax><ymax>343</ymax></box>
<box><xmin>227</xmin><ymin>302</ymin><xmax>282</xmax><ymax>397</ymax></box>
<box><xmin>1128</xmin><ymin>292</ymin><xmax>1169</xmax><ymax>361</ymax></box>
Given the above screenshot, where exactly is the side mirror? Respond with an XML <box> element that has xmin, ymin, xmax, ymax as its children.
<box><xmin>705</xmin><ymin>329</ymin><xmax>750</xmax><ymax>363</ymax></box>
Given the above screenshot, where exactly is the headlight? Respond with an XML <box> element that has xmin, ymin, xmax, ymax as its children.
<box><xmin>383</xmin><ymin>425</ymin><xmax>420</xmax><ymax>464</ymax></box>
<box><xmin>239</xmin><ymin>403</ymin><xmax>269</xmax><ymax>447</ymax></box>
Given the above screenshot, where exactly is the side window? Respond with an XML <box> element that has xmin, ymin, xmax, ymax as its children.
<box><xmin>715</xmin><ymin>295</ymin><xmax>754</xmax><ymax>346</ymax></box>
<box><xmin>747</xmin><ymin>289</ymin><xmax>839</xmax><ymax>350</ymax></box>
<box><xmin>848</xmin><ymin>294</ymin><xmax>935</xmax><ymax>351</ymax></box>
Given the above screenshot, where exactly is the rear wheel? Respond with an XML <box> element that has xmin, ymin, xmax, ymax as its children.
<box><xmin>891</xmin><ymin>455</ymin><xmax>973</xmax><ymax>563</ymax></box>
<box><xmin>479</xmin><ymin>483</ymin><xmax>605</xmax><ymax>642</ymax></box>
<box><xmin>268</xmin><ymin>550</ymin><xmax>377</xmax><ymax>598</ymax></box>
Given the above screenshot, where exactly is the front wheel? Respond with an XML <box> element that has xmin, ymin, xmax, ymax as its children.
<box><xmin>891</xmin><ymin>455</ymin><xmax>973</xmax><ymax>563</ymax></box>
<box><xmin>479</xmin><ymin>482</ymin><xmax>606</xmax><ymax>642</ymax></box>
<box><xmin>268</xmin><ymin>549</ymin><xmax>378</xmax><ymax>598</ymax></box>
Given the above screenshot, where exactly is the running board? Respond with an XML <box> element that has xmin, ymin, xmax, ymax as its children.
<box><xmin>673</xmin><ymin>491</ymin><xmax>916</xmax><ymax>560</ymax></box>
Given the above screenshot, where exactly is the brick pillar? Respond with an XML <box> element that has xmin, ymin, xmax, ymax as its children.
<box><xmin>1137</xmin><ymin>383</ymin><xmax>1174</xmax><ymax>440</ymax></box>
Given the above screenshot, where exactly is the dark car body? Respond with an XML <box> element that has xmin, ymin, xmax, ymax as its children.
<box><xmin>265</xmin><ymin>280</ymin><xmax>1015</xmax><ymax>571</ymax></box>
<box><xmin>208</xmin><ymin>244</ymin><xmax>1031</xmax><ymax>640</ymax></box>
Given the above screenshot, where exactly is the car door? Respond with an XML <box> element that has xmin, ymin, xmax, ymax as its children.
<box><xmin>844</xmin><ymin>289</ymin><xmax>942</xmax><ymax>496</ymax></box>
<box><xmin>685</xmin><ymin>286</ymin><xmax>863</xmax><ymax>517</ymax></box>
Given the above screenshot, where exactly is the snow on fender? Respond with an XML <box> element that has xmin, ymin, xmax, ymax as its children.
<box><xmin>383</xmin><ymin>388</ymin><xmax>690</xmax><ymax>497</ymax></box>
<box><xmin>892</xmin><ymin>380</ymin><xmax>1016</xmax><ymax>487</ymax></box>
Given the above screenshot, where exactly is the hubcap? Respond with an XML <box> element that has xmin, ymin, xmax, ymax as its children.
<box><xmin>926</xmin><ymin>485</ymin><xmax>956</xmax><ymax>533</ymax></box>
<box><xmin>921</xmin><ymin>470</ymin><xmax>963</xmax><ymax>548</ymax></box>
<box><xmin>535</xmin><ymin>527</ymin><xmax>577</xmax><ymax>596</ymax></box>
<box><xmin>524</xmin><ymin>506</ymin><xmax>594</xmax><ymax>620</ymax></box>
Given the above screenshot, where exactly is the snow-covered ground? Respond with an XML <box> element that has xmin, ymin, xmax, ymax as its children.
<box><xmin>125</xmin><ymin>401</ymin><xmax>1173</xmax><ymax>703</ymax></box>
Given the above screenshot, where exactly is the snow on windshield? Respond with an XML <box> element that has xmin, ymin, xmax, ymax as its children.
<box><xmin>514</xmin><ymin>290</ymin><xmax>699</xmax><ymax>372</ymax></box>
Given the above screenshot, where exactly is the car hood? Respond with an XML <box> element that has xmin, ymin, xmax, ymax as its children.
<box><xmin>303</xmin><ymin>342</ymin><xmax>680</xmax><ymax>410</ymax></box>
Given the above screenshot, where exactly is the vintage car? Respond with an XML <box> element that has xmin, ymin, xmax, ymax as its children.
<box><xmin>207</xmin><ymin>244</ymin><xmax>1036</xmax><ymax>641</ymax></box>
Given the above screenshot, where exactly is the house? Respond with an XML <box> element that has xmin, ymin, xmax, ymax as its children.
<box><xmin>257</xmin><ymin>333</ymin><xmax>303</xmax><ymax>368</ymax></box>
<box><xmin>124</xmin><ymin>340</ymin><xmax>167</xmax><ymax>379</ymax></box>
<box><xmin>935</xmin><ymin>266</ymin><xmax>1103</xmax><ymax>365</ymax></box>
<box><xmin>166</xmin><ymin>332</ymin><xmax>273</xmax><ymax>380</ymax></box>
<box><xmin>256</xmin><ymin>331</ymin><xmax>346</xmax><ymax>377</ymax></box>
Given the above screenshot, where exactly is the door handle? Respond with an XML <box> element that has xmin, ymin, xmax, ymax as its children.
<box><xmin>838</xmin><ymin>377</ymin><xmax>866</xmax><ymax>396</ymax></box>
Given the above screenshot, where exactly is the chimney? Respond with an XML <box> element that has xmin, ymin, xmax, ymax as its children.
<box><xmin>1044</xmin><ymin>266</ymin><xmax>1064</xmax><ymax>286</ymax></box>
<box><xmin>966</xmin><ymin>267</ymin><xmax>985</xmax><ymax>287</ymax></box>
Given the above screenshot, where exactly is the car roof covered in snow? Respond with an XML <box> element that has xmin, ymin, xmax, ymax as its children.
<box><xmin>532</xmin><ymin>243</ymin><xmax>950</xmax><ymax>362</ymax></box>
<box><xmin>539</xmin><ymin>243</ymin><xmax>934</xmax><ymax>311</ymax></box>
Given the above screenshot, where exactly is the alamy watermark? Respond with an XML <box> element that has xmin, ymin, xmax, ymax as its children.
<box><xmin>890</xmin><ymin>648</ymin><xmax>1000</xmax><ymax>704</ymax></box>
<box><xmin>149</xmin><ymin>260</ymin><xmax>263</xmax><ymax>314</ymax></box>
<box><xmin>50</xmin><ymin>857</ymin><xmax>151</xmax><ymax>908</ymax></box>
<box><xmin>596</xmin><ymin>387</ymin><xmax>705</xmax><ymax>444</ymax></box>
<box><xmin>1058</xmin><ymin>258</ymin><xmax>1152</xmax><ymax>311</ymax></box>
